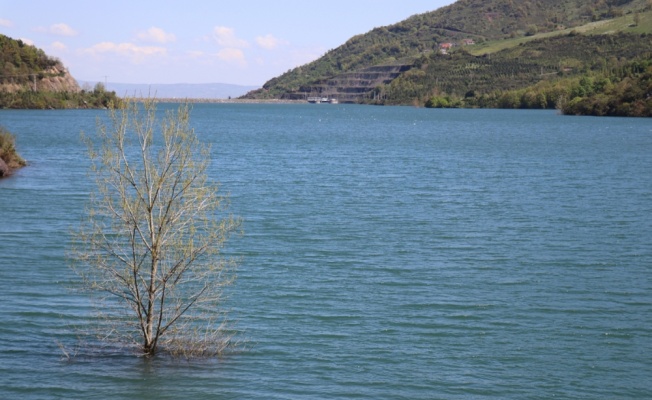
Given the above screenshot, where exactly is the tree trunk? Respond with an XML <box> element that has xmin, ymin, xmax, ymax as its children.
<box><xmin>144</xmin><ymin>253</ymin><xmax>158</xmax><ymax>355</ymax></box>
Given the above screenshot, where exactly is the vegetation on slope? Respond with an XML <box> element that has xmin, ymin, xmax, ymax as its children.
<box><xmin>0</xmin><ymin>82</ymin><xmax>119</xmax><ymax>109</ymax></box>
<box><xmin>0</xmin><ymin>34</ymin><xmax>58</xmax><ymax>82</ymax></box>
<box><xmin>0</xmin><ymin>34</ymin><xmax>119</xmax><ymax>109</ymax></box>
<box><xmin>560</xmin><ymin>58</ymin><xmax>652</xmax><ymax>117</ymax></box>
<box><xmin>424</xmin><ymin>53</ymin><xmax>652</xmax><ymax>116</ymax></box>
<box><xmin>243</xmin><ymin>0</ymin><xmax>652</xmax><ymax>117</ymax></box>
<box><xmin>396</xmin><ymin>32</ymin><xmax>651</xmax><ymax>104</ymax></box>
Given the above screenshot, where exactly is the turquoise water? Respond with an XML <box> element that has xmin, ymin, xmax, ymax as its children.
<box><xmin>1</xmin><ymin>105</ymin><xmax>651</xmax><ymax>399</ymax></box>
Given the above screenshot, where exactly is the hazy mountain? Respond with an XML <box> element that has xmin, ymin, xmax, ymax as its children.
<box><xmin>79</xmin><ymin>81</ymin><xmax>260</xmax><ymax>99</ymax></box>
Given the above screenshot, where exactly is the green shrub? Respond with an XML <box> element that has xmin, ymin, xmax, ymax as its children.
<box><xmin>0</xmin><ymin>126</ymin><xmax>26</xmax><ymax>169</ymax></box>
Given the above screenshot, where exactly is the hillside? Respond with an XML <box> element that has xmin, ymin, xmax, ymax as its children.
<box><xmin>0</xmin><ymin>34</ymin><xmax>118</xmax><ymax>109</ymax></box>
<box><xmin>242</xmin><ymin>0</ymin><xmax>652</xmax><ymax>105</ymax></box>
<box><xmin>0</xmin><ymin>34</ymin><xmax>79</xmax><ymax>93</ymax></box>
<box><xmin>558</xmin><ymin>58</ymin><xmax>652</xmax><ymax>116</ymax></box>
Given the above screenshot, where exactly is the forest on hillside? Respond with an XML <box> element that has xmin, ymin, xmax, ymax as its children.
<box><xmin>245</xmin><ymin>0</ymin><xmax>652</xmax><ymax>116</ymax></box>
<box><xmin>246</xmin><ymin>0</ymin><xmax>651</xmax><ymax>100</ymax></box>
<box><xmin>0</xmin><ymin>34</ymin><xmax>59</xmax><ymax>85</ymax></box>
<box><xmin>559</xmin><ymin>59</ymin><xmax>652</xmax><ymax>117</ymax></box>
<box><xmin>384</xmin><ymin>32</ymin><xmax>651</xmax><ymax>103</ymax></box>
<box><xmin>423</xmin><ymin>55</ymin><xmax>652</xmax><ymax>117</ymax></box>
<box><xmin>0</xmin><ymin>34</ymin><xmax>119</xmax><ymax>109</ymax></box>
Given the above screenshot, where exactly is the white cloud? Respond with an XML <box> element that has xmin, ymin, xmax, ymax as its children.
<box><xmin>255</xmin><ymin>34</ymin><xmax>286</xmax><ymax>50</ymax></box>
<box><xmin>82</xmin><ymin>42</ymin><xmax>167</xmax><ymax>63</ymax></box>
<box><xmin>49</xmin><ymin>23</ymin><xmax>78</xmax><ymax>37</ymax></box>
<box><xmin>20</xmin><ymin>38</ymin><xmax>34</xmax><ymax>46</ymax></box>
<box><xmin>136</xmin><ymin>27</ymin><xmax>176</xmax><ymax>44</ymax></box>
<box><xmin>0</xmin><ymin>18</ymin><xmax>14</xmax><ymax>28</ymax></box>
<box><xmin>216</xmin><ymin>48</ymin><xmax>246</xmax><ymax>65</ymax></box>
<box><xmin>51</xmin><ymin>41</ymin><xmax>67</xmax><ymax>51</ymax></box>
<box><xmin>212</xmin><ymin>26</ymin><xmax>249</xmax><ymax>48</ymax></box>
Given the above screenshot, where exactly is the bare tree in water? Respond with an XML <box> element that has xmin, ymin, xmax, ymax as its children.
<box><xmin>71</xmin><ymin>98</ymin><xmax>241</xmax><ymax>357</ymax></box>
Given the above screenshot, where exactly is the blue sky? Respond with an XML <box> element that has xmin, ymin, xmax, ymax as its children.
<box><xmin>1</xmin><ymin>1</ymin><xmax>455</xmax><ymax>86</ymax></box>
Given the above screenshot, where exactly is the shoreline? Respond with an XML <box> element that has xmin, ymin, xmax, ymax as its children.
<box><xmin>145</xmin><ymin>98</ymin><xmax>306</xmax><ymax>104</ymax></box>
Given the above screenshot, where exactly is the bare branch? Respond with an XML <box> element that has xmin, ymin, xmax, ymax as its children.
<box><xmin>70</xmin><ymin>97</ymin><xmax>241</xmax><ymax>357</ymax></box>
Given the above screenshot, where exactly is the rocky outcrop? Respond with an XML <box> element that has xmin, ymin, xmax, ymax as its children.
<box><xmin>0</xmin><ymin>62</ymin><xmax>80</xmax><ymax>93</ymax></box>
<box><xmin>38</xmin><ymin>64</ymin><xmax>80</xmax><ymax>92</ymax></box>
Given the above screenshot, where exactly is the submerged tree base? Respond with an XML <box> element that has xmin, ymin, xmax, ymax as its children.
<box><xmin>70</xmin><ymin>97</ymin><xmax>242</xmax><ymax>358</ymax></box>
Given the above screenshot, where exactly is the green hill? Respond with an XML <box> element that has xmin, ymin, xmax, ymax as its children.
<box><xmin>395</xmin><ymin>32</ymin><xmax>652</xmax><ymax>103</ymax></box>
<box><xmin>242</xmin><ymin>0</ymin><xmax>652</xmax><ymax>112</ymax></box>
<box><xmin>0</xmin><ymin>34</ymin><xmax>60</xmax><ymax>85</ymax></box>
<box><xmin>557</xmin><ymin>57</ymin><xmax>652</xmax><ymax>117</ymax></box>
<box><xmin>0</xmin><ymin>34</ymin><xmax>119</xmax><ymax>109</ymax></box>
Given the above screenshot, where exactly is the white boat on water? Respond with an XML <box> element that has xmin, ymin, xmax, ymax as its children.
<box><xmin>307</xmin><ymin>96</ymin><xmax>338</xmax><ymax>104</ymax></box>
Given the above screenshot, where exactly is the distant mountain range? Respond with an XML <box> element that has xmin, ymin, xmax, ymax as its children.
<box><xmin>79</xmin><ymin>81</ymin><xmax>260</xmax><ymax>99</ymax></box>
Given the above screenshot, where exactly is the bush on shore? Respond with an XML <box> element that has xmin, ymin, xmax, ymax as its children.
<box><xmin>0</xmin><ymin>126</ymin><xmax>26</xmax><ymax>177</ymax></box>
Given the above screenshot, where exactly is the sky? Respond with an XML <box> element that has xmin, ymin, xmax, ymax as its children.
<box><xmin>0</xmin><ymin>1</ymin><xmax>455</xmax><ymax>87</ymax></box>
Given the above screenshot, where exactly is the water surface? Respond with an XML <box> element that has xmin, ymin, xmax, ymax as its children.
<box><xmin>1</xmin><ymin>105</ymin><xmax>651</xmax><ymax>399</ymax></box>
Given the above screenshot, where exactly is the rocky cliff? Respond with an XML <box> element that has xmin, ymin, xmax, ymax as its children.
<box><xmin>0</xmin><ymin>62</ymin><xmax>80</xmax><ymax>93</ymax></box>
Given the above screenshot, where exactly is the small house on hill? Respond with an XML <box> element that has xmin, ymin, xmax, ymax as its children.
<box><xmin>439</xmin><ymin>42</ymin><xmax>453</xmax><ymax>54</ymax></box>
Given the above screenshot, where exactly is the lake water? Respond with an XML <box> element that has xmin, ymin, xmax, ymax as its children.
<box><xmin>0</xmin><ymin>104</ymin><xmax>651</xmax><ymax>399</ymax></box>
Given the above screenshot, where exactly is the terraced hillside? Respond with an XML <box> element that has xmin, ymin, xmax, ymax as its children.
<box><xmin>279</xmin><ymin>64</ymin><xmax>412</xmax><ymax>102</ymax></box>
<box><xmin>242</xmin><ymin>0</ymin><xmax>652</xmax><ymax>104</ymax></box>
